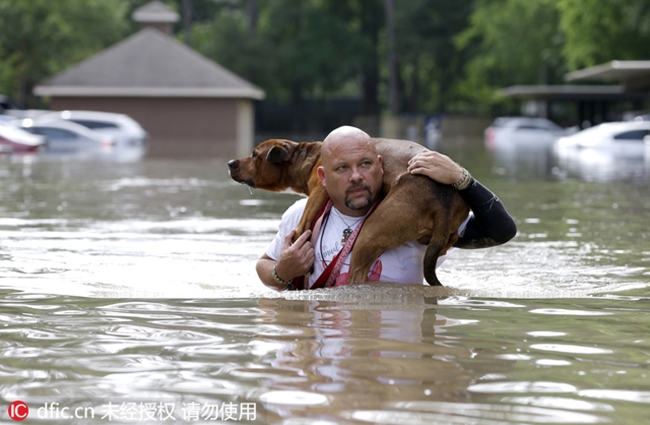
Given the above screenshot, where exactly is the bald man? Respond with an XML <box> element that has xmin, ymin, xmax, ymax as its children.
<box><xmin>257</xmin><ymin>126</ymin><xmax>516</xmax><ymax>290</ymax></box>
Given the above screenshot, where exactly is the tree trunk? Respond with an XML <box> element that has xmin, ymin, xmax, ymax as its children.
<box><xmin>360</xmin><ymin>0</ymin><xmax>382</xmax><ymax>116</ymax></box>
<box><xmin>247</xmin><ymin>0</ymin><xmax>258</xmax><ymax>36</ymax></box>
<box><xmin>384</xmin><ymin>0</ymin><xmax>399</xmax><ymax>116</ymax></box>
<box><xmin>182</xmin><ymin>0</ymin><xmax>192</xmax><ymax>47</ymax></box>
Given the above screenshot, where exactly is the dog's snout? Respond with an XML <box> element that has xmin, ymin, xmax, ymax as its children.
<box><xmin>228</xmin><ymin>159</ymin><xmax>237</xmax><ymax>169</ymax></box>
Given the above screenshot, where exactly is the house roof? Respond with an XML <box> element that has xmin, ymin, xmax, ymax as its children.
<box><xmin>564</xmin><ymin>60</ymin><xmax>650</xmax><ymax>90</ymax></box>
<box><xmin>132</xmin><ymin>1</ymin><xmax>179</xmax><ymax>23</ymax></box>
<box><xmin>34</xmin><ymin>28</ymin><xmax>265</xmax><ymax>100</ymax></box>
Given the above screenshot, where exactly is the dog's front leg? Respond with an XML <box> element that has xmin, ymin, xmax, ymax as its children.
<box><xmin>293</xmin><ymin>184</ymin><xmax>328</xmax><ymax>243</ymax></box>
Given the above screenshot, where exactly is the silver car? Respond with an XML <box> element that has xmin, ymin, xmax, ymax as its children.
<box><xmin>553</xmin><ymin>121</ymin><xmax>650</xmax><ymax>159</ymax></box>
<box><xmin>484</xmin><ymin>117</ymin><xmax>576</xmax><ymax>151</ymax></box>
<box><xmin>17</xmin><ymin>118</ymin><xmax>115</xmax><ymax>154</ymax></box>
<box><xmin>34</xmin><ymin>110</ymin><xmax>148</xmax><ymax>147</ymax></box>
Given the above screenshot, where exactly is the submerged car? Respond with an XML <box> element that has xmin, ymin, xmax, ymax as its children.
<box><xmin>484</xmin><ymin>117</ymin><xmax>577</xmax><ymax>151</ymax></box>
<box><xmin>553</xmin><ymin>121</ymin><xmax>650</xmax><ymax>159</ymax></box>
<box><xmin>551</xmin><ymin>121</ymin><xmax>650</xmax><ymax>181</ymax></box>
<box><xmin>0</xmin><ymin>121</ymin><xmax>45</xmax><ymax>153</ymax></box>
<box><xmin>16</xmin><ymin>118</ymin><xmax>115</xmax><ymax>154</ymax></box>
<box><xmin>34</xmin><ymin>110</ymin><xmax>148</xmax><ymax>147</ymax></box>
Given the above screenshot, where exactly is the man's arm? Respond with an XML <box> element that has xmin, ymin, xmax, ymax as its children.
<box><xmin>256</xmin><ymin>254</ymin><xmax>289</xmax><ymax>290</ymax></box>
<box><xmin>454</xmin><ymin>178</ymin><xmax>517</xmax><ymax>248</ymax></box>
<box><xmin>256</xmin><ymin>229</ymin><xmax>314</xmax><ymax>291</ymax></box>
<box><xmin>407</xmin><ymin>151</ymin><xmax>517</xmax><ymax>249</ymax></box>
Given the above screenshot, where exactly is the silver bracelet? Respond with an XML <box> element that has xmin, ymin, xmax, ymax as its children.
<box><xmin>451</xmin><ymin>167</ymin><xmax>472</xmax><ymax>191</ymax></box>
<box><xmin>272</xmin><ymin>264</ymin><xmax>294</xmax><ymax>288</ymax></box>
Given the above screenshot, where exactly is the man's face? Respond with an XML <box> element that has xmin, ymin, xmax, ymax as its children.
<box><xmin>318</xmin><ymin>139</ymin><xmax>384</xmax><ymax>216</ymax></box>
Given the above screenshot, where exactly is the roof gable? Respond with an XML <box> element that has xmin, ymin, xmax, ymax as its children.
<box><xmin>34</xmin><ymin>28</ymin><xmax>264</xmax><ymax>99</ymax></box>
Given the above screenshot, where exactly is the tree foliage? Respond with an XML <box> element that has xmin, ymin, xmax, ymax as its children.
<box><xmin>191</xmin><ymin>6</ymin><xmax>279</xmax><ymax>97</ymax></box>
<box><xmin>455</xmin><ymin>0</ymin><xmax>566</xmax><ymax>112</ymax></box>
<box><xmin>559</xmin><ymin>0</ymin><xmax>650</xmax><ymax>70</ymax></box>
<box><xmin>393</xmin><ymin>0</ymin><xmax>474</xmax><ymax>113</ymax></box>
<box><xmin>2</xmin><ymin>0</ymin><xmax>650</xmax><ymax>117</ymax></box>
<box><xmin>0</xmin><ymin>0</ymin><xmax>132</xmax><ymax>106</ymax></box>
<box><xmin>192</xmin><ymin>0</ymin><xmax>369</xmax><ymax>102</ymax></box>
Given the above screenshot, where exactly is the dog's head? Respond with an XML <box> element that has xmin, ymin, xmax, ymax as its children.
<box><xmin>228</xmin><ymin>139</ymin><xmax>298</xmax><ymax>192</ymax></box>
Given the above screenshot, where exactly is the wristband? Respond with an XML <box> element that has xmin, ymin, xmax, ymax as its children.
<box><xmin>273</xmin><ymin>265</ymin><xmax>295</xmax><ymax>290</ymax></box>
<box><xmin>451</xmin><ymin>167</ymin><xmax>472</xmax><ymax>191</ymax></box>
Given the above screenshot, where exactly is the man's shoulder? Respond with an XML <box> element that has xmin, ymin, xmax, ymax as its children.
<box><xmin>281</xmin><ymin>197</ymin><xmax>308</xmax><ymax>220</ymax></box>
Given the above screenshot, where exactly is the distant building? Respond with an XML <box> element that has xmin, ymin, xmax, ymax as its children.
<box><xmin>33</xmin><ymin>1</ymin><xmax>265</xmax><ymax>158</ymax></box>
<box><xmin>564</xmin><ymin>60</ymin><xmax>650</xmax><ymax>91</ymax></box>
<box><xmin>499</xmin><ymin>61</ymin><xmax>650</xmax><ymax>127</ymax></box>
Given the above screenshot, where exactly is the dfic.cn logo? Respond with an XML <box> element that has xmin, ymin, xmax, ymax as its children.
<box><xmin>8</xmin><ymin>401</ymin><xmax>29</xmax><ymax>421</ymax></box>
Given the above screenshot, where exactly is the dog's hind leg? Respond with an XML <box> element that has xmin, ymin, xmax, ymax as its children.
<box><xmin>422</xmin><ymin>231</ymin><xmax>455</xmax><ymax>286</ymax></box>
<box><xmin>421</xmin><ymin>191</ymin><xmax>469</xmax><ymax>286</ymax></box>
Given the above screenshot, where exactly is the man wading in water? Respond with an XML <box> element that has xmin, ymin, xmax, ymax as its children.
<box><xmin>257</xmin><ymin>126</ymin><xmax>517</xmax><ymax>290</ymax></box>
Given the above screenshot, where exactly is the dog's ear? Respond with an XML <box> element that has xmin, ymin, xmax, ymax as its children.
<box><xmin>266</xmin><ymin>145</ymin><xmax>291</xmax><ymax>163</ymax></box>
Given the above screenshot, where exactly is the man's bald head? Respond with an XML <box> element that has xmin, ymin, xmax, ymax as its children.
<box><xmin>321</xmin><ymin>126</ymin><xmax>375</xmax><ymax>167</ymax></box>
<box><xmin>317</xmin><ymin>126</ymin><xmax>384</xmax><ymax>216</ymax></box>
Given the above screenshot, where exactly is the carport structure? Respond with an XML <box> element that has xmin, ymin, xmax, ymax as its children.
<box><xmin>499</xmin><ymin>61</ymin><xmax>650</xmax><ymax>127</ymax></box>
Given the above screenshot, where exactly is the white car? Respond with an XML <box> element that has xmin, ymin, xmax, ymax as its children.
<box><xmin>484</xmin><ymin>117</ymin><xmax>577</xmax><ymax>151</ymax></box>
<box><xmin>17</xmin><ymin>118</ymin><xmax>116</xmax><ymax>154</ymax></box>
<box><xmin>552</xmin><ymin>121</ymin><xmax>650</xmax><ymax>181</ymax></box>
<box><xmin>34</xmin><ymin>110</ymin><xmax>148</xmax><ymax>147</ymax></box>
<box><xmin>553</xmin><ymin>121</ymin><xmax>650</xmax><ymax>159</ymax></box>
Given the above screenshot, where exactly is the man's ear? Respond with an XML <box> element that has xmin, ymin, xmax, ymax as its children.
<box><xmin>317</xmin><ymin>166</ymin><xmax>326</xmax><ymax>187</ymax></box>
<box><xmin>378</xmin><ymin>155</ymin><xmax>384</xmax><ymax>175</ymax></box>
<box><xmin>266</xmin><ymin>145</ymin><xmax>291</xmax><ymax>163</ymax></box>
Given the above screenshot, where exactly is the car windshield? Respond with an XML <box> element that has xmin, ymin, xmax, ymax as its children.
<box><xmin>613</xmin><ymin>129</ymin><xmax>650</xmax><ymax>140</ymax></box>
<box><xmin>70</xmin><ymin>119</ymin><xmax>119</xmax><ymax>130</ymax></box>
<box><xmin>515</xmin><ymin>124</ymin><xmax>552</xmax><ymax>131</ymax></box>
<box><xmin>31</xmin><ymin>128</ymin><xmax>79</xmax><ymax>140</ymax></box>
<box><xmin>492</xmin><ymin>117</ymin><xmax>519</xmax><ymax>127</ymax></box>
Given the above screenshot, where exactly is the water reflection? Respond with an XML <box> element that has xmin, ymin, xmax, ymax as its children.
<box><xmin>1</xmin><ymin>288</ymin><xmax>650</xmax><ymax>424</ymax></box>
<box><xmin>256</xmin><ymin>295</ymin><xmax>517</xmax><ymax>422</ymax></box>
<box><xmin>12</xmin><ymin>142</ymin><xmax>148</xmax><ymax>163</ymax></box>
<box><xmin>489</xmin><ymin>137</ymin><xmax>650</xmax><ymax>182</ymax></box>
<box><xmin>553</xmin><ymin>148</ymin><xmax>650</xmax><ymax>182</ymax></box>
<box><xmin>490</xmin><ymin>140</ymin><xmax>555</xmax><ymax>180</ymax></box>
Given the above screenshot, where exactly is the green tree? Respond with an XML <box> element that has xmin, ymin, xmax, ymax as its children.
<box><xmin>0</xmin><ymin>0</ymin><xmax>132</xmax><ymax>107</ymax></box>
<box><xmin>455</xmin><ymin>0</ymin><xmax>566</xmax><ymax>112</ymax></box>
<box><xmin>321</xmin><ymin>0</ymin><xmax>384</xmax><ymax>115</ymax></box>
<box><xmin>559</xmin><ymin>0</ymin><xmax>650</xmax><ymax>70</ymax></box>
<box><xmin>190</xmin><ymin>5</ymin><xmax>278</xmax><ymax>97</ymax></box>
<box><xmin>393</xmin><ymin>0</ymin><xmax>474</xmax><ymax>113</ymax></box>
<box><xmin>192</xmin><ymin>0</ymin><xmax>367</xmax><ymax>101</ymax></box>
<box><xmin>192</xmin><ymin>0</ymin><xmax>369</xmax><ymax>131</ymax></box>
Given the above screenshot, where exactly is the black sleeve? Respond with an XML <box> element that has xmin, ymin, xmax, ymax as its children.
<box><xmin>453</xmin><ymin>178</ymin><xmax>517</xmax><ymax>249</ymax></box>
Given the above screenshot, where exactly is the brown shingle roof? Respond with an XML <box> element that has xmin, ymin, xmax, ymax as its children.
<box><xmin>34</xmin><ymin>28</ymin><xmax>265</xmax><ymax>99</ymax></box>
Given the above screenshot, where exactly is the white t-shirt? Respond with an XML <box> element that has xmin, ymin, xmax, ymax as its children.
<box><xmin>265</xmin><ymin>198</ymin><xmax>470</xmax><ymax>288</ymax></box>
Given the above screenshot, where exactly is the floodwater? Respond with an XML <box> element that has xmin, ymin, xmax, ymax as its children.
<box><xmin>0</xmin><ymin>138</ymin><xmax>649</xmax><ymax>424</ymax></box>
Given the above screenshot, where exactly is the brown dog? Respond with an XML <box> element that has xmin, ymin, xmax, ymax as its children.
<box><xmin>228</xmin><ymin>138</ymin><xmax>469</xmax><ymax>286</ymax></box>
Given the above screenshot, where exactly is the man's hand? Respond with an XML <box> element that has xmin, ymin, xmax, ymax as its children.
<box><xmin>274</xmin><ymin>229</ymin><xmax>315</xmax><ymax>282</ymax></box>
<box><xmin>407</xmin><ymin>150</ymin><xmax>464</xmax><ymax>185</ymax></box>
